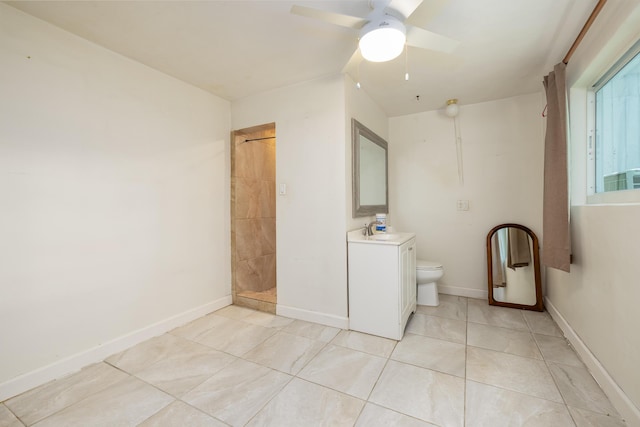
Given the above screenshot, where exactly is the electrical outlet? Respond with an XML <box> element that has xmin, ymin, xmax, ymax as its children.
<box><xmin>457</xmin><ymin>200</ymin><xmax>469</xmax><ymax>211</ymax></box>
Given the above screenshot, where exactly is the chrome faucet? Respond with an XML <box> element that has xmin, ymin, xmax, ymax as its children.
<box><xmin>363</xmin><ymin>221</ymin><xmax>382</xmax><ymax>236</ymax></box>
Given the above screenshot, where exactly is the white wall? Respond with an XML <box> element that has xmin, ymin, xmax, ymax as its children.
<box><xmin>0</xmin><ymin>4</ymin><xmax>231</xmax><ymax>399</ymax></box>
<box><xmin>231</xmin><ymin>76</ymin><xmax>350</xmax><ymax>327</ymax></box>
<box><xmin>344</xmin><ymin>75</ymin><xmax>389</xmax><ymax>231</ymax></box>
<box><xmin>389</xmin><ymin>93</ymin><xmax>545</xmax><ymax>298</ymax></box>
<box><xmin>546</xmin><ymin>1</ymin><xmax>640</xmax><ymax>423</ymax></box>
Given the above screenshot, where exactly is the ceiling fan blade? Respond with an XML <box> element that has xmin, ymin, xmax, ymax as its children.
<box><xmin>342</xmin><ymin>48</ymin><xmax>363</xmax><ymax>75</ymax></box>
<box><xmin>387</xmin><ymin>0</ymin><xmax>424</xmax><ymax>20</ymax></box>
<box><xmin>290</xmin><ymin>5</ymin><xmax>367</xmax><ymax>30</ymax></box>
<box><xmin>406</xmin><ymin>25</ymin><xmax>459</xmax><ymax>54</ymax></box>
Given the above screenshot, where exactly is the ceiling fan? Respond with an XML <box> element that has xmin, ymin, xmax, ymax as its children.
<box><xmin>290</xmin><ymin>0</ymin><xmax>459</xmax><ymax>73</ymax></box>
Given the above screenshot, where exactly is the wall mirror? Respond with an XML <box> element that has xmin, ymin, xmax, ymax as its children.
<box><xmin>486</xmin><ymin>223</ymin><xmax>543</xmax><ymax>311</ymax></box>
<box><xmin>352</xmin><ymin>118</ymin><xmax>388</xmax><ymax>217</ymax></box>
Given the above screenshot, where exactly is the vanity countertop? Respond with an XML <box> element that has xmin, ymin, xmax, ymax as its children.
<box><xmin>347</xmin><ymin>229</ymin><xmax>415</xmax><ymax>246</ymax></box>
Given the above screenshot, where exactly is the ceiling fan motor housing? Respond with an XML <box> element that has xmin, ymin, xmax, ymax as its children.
<box><xmin>359</xmin><ymin>14</ymin><xmax>406</xmax><ymax>62</ymax></box>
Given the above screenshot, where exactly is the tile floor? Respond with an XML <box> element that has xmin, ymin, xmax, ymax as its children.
<box><xmin>0</xmin><ymin>295</ymin><xmax>627</xmax><ymax>426</ymax></box>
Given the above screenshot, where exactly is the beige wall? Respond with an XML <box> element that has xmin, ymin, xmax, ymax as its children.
<box><xmin>231</xmin><ymin>76</ymin><xmax>350</xmax><ymax>327</ymax></box>
<box><xmin>547</xmin><ymin>206</ymin><xmax>640</xmax><ymax>414</ymax></box>
<box><xmin>230</xmin><ymin>75</ymin><xmax>389</xmax><ymax>326</ymax></box>
<box><xmin>546</xmin><ymin>1</ymin><xmax>640</xmax><ymax>423</ymax></box>
<box><xmin>389</xmin><ymin>93</ymin><xmax>545</xmax><ymax>298</ymax></box>
<box><xmin>0</xmin><ymin>4</ymin><xmax>231</xmax><ymax>399</ymax></box>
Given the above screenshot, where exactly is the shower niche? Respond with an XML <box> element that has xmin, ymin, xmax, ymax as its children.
<box><xmin>231</xmin><ymin>123</ymin><xmax>276</xmax><ymax>313</ymax></box>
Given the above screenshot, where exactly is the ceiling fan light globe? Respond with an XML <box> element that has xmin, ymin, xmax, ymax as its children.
<box><xmin>445</xmin><ymin>103</ymin><xmax>459</xmax><ymax>117</ymax></box>
<box><xmin>359</xmin><ymin>17</ymin><xmax>406</xmax><ymax>63</ymax></box>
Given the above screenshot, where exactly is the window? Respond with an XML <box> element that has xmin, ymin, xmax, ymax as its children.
<box><xmin>592</xmin><ymin>41</ymin><xmax>640</xmax><ymax>195</ymax></box>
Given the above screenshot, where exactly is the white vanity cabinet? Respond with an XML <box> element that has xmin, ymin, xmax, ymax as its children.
<box><xmin>347</xmin><ymin>231</ymin><xmax>416</xmax><ymax>340</ymax></box>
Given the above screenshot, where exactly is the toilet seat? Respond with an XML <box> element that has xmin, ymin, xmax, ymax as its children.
<box><xmin>416</xmin><ymin>260</ymin><xmax>443</xmax><ymax>271</ymax></box>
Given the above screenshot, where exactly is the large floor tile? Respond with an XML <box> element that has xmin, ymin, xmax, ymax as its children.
<box><xmin>465</xmin><ymin>380</ymin><xmax>574</xmax><ymax>427</ymax></box>
<box><xmin>534</xmin><ymin>334</ymin><xmax>583</xmax><ymax>367</ymax></box>
<box><xmin>415</xmin><ymin>294</ymin><xmax>467</xmax><ymax>321</ymax></box>
<box><xmin>0</xmin><ymin>404</ymin><xmax>22</xmax><ymax>427</ymax></box>
<box><xmin>214</xmin><ymin>305</ymin><xmax>255</xmax><ymax>320</ymax></box>
<box><xmin>467</xmin><ymin>299</ymin><xmax>528</xmax><ymax>331</ymax></box>
<box><xmin>369</xmin><ymin>360</ymin><xmax>465</xmax><ymax>427</ymax></box>
<box><xmin>246</xmin><ymin>378</ymin><xmax>363</xmax><ymax>427</ymax></box>
<box><xmin>192</xmin><ymin>317</ymin><xmax>276</xmax><ymax>356</ymax></box>
<box><xmin>298</xmin><ymin>344</ymin><xmax>387</xmax><ymax>399</ymax></box>
<box><xmin>106</xmin><ymin>333</ymin><xmax>191</xmax><ymax>374</ymax></box>
<box><xmin>135</xmin><ymin>343</ymin><xmax>236</xmax><ymax>397</ymax></box>
<box><xmin>466</xmin><ymin>346</ymin><xmax>562</xmax><ymax>402</ymax></box>
<box><xmin>5</xmin><ymin>362</ymin><xmax>129</xmax><ymax>425</ymax></box>
<box><xmin>4</xmin><ymin>303</ymin><xmax>624</xmax><ymax>427</ymax></box>
<box><xmin>568</xmin><ymin>406</ymin><xmax>627</xmax><ymax>427</ymax></box>
<box><xmin>391</xmin><ymin>333</ymin><xmax>466</xmax><ymax>377</ymax></box>
<box><xmin>242</xmin><ymin>331</ymin><xmax>325</xmax><ymax>375</ymax></box>
<box><xmin>331</xmin><ymin>330</ymin><xmax>397</xmax><ymax>358</ymax></box>
<box><xmin>523</xmin><ymin>310</ymin><xmax>563</xmax><ymax>337</ymax></box>
<box><xmin>549</xmin><ymin>363</ymin><xmax>618</xmax><ymax>415</ymax></box>
<box><xmin>182</xmin><ymin>359</ymin><xmax>291</xmax><ymax>427</ymax></box>
<box><xmin>355</xmin><ymin>403</ymin><xmax>436</xmax><ymax>427</ymax></box>
<box><xmin>281</xmin><ymin>319</ymin><xmax>340</xmax><ymax>342</ymax></box>
<box><xmin>467</xmin><ymin>322</ymin><xmax>542</xmax><ymax>359</ymax></box>
<box><xmin>242</xmin><ymin>311</ymin><xmax>294</xmax><ymax>328</ymax></box>
<box><xmin>138</xmin><ymin>401</ymin><xmax>226</xmax><ymax>427</ymax></box>
<box><xmin>405</xmin><ymin>313</ymin><xmax>466</xmax><ymax>344</ymax></box>
<box><xmin>170</xmin><ymin>314</ymin><xmax>229</xmax><ymax>341</ymax></box>
<box><xmin>31</xmin><ymin>377</ymin><xmax>173</xmax><ymax>427</ymax></box>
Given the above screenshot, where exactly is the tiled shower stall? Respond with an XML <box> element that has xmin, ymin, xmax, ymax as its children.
<box><xmin>231</xmin><ymin>123</ymin><xmax>277</xmax><ymax>313</ymax></box>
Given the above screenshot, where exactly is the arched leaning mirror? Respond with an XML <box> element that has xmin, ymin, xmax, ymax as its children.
<box><xmin>486</xmin><ymin>223</ymin><xmax>543</xmax><ymax>311</ymax></box>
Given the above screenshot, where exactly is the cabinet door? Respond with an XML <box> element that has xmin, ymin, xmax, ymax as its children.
<box><xmin>399</xmin><ymin>239</ymin><xmax>417</xmax><ymax>324</ymax></box>
<box><xmin>408</xmin><ymin>241</ymin><xmax>416</xmax><ymax>305</ymax></box>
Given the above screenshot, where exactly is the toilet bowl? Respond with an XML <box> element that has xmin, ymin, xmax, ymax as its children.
<box><xmin>416</xmin><ymin>260</ymin><xmax>444</xmax><ymax>306</ymax></box>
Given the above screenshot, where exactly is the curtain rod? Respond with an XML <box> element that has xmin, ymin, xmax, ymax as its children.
<box><xmin>563</xmin><ymin>0</ymin><xmax>608</xmax><ymax>64</ymax></box>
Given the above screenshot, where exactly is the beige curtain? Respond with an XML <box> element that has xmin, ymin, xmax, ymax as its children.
<box><xmin>542</xmin><ymin>63</ymin><xmax>571</xmax><ymax>272</ymax></box>
<box><xmin>507</xmin><ymin>228</ymin><xmax>531</xmax><ymax>269</ymax></box>
<box><xmin>491</xmin><ymin>234</ymin><xmax>506</xmax><ymax>287</ymax></box>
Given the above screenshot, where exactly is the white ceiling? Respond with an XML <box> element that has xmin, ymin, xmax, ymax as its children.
<box><xmin>6</xmin><ymin>0</ymin><xmax>597</xmax><ymax>116</ymax></box>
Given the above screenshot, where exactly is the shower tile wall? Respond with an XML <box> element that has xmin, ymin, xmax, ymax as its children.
<box><xmin>232</xmin><ymin>129</ymin><xmax>276</xmax><ymax>304</ymax></box>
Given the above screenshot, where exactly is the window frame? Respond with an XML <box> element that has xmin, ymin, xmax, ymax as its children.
<box><xmin>586</xmin><ymin>38</ymin><xmax>640</xmax><ymax>204</ymax></box>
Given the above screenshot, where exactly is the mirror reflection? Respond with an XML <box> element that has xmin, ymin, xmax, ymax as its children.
<box><xmin>352</xmin><ymin>119</ymin><xmax>388</xmax><ymax>217</ymax></box>
<box><xmin>486</xmin><ymin>223</ymin><xmax>543</xmax><ymax>311</ymax></box>
<box><xmin>359</xmin><ymin>135</ymin><xmax>387</xmax><ymax>206</ymax></box>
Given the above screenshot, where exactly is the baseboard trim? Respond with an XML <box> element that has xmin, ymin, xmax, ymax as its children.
<box><xmin>276</xmin><ymin>304</ymin><xmax>348</xmax><ymax>329</ymax></box>
<box><xmin>545</xmin><ymin>297</ymin><xmax>640</xmax><ymax>426</ymax></box>
<box><xmin>0</xmin><ymin>295</ymin><xmax>232</xmax><ymax>402</ymax></box>
<box><xmin>438</xmin><ymin>285</ymin><xmax>487</xmax><ymax>300</ymax></box>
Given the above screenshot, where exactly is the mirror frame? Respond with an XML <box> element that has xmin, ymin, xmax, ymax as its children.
<box><xmin>486</xmin><ymin>223</ymin><xmax>544</xmax><ymax>311</ymax></box>
<box><xmin>352</xmin><ymin>118</ymin><xmax>389</xmax><ymax>217</ymax></box>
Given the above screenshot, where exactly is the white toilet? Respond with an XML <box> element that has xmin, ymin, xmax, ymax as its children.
<box><xmin>416</xmin><ymin>260</ymin><xmax>444</xmax><ymax>306</ymax></box>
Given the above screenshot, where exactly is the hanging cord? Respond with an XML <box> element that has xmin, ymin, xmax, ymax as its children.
<box><xmin>454</xmin><ymin>116</ymin><xmax>464</xmax><ymax>185</ymax></box>
<box><xmin>405</xmin><ymin>44</ymin><xmax>409</xmax><ymax>81</ymax></box>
